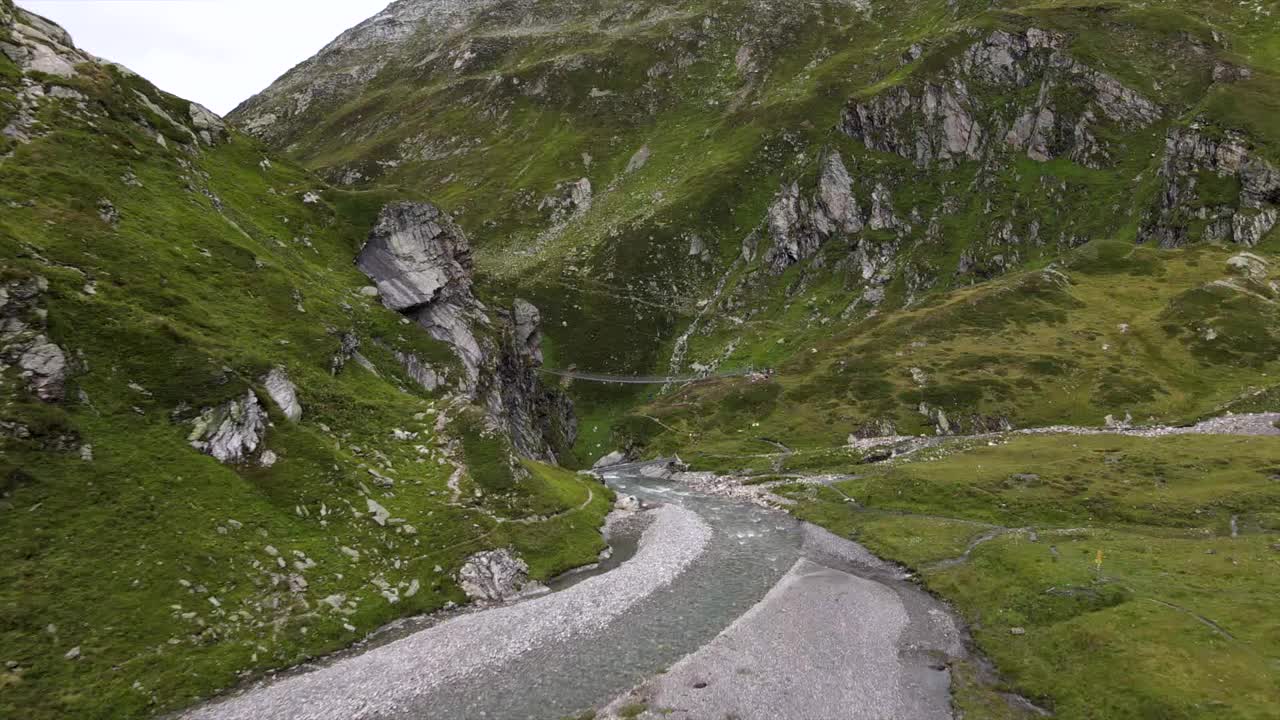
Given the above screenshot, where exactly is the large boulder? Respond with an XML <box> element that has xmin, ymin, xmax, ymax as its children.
<box><xmin>593</xmin><ymin>450</ymin><xmax>629</xmax><ymax>469</ymax></box>
<box><xmin>456</xmin><ymin>549</ymin><xmax>542</xmax><ymax>603</ymax></box>
<box><xmin>188</xmin><ymin>103</ymin><xmax>227</xmax><ymax>145</ymax></box>
<box><xmin>261</xmin><ymin>366</ymin><xmax>302</xmax><ymax>422</ymax></box>
<box><xmin>18</xmin><ymin>340</ymin><xmax>67</xmax><ymax>402</ymax></box>
<box><xmin>188</xmin><ymin>391</ymin><xmax>267</xmax><ymax>464</ymax></box>
<box><xmin>356</xmin><ymin>202</ymin><xmax>474</xmax><ymax>314</ymax></box>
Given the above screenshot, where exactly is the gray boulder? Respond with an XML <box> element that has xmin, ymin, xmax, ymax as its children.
<box><xmin>457</xmin><ymin>549</ymin><xmax>542</xmax><ymax>603</ymax></box>
<box><xmin>356</xmin><ymin>202</ymin><xmax>474</xmax><ymax>314</ymax></box>
<box><xmin>614</xmin><ymin>495</ymin><xmax>642</xmax><ymax>512</ymax></box>
<box><xmin>18</xmin><ymin>339</ymin><xmax>67</xmax><ymax>402</ymax></box>
<box><xmin>189</xmin><ymin>391</ymin><xmax>267</xmax><ymax>463</ymax></box>
<box><xmin>261</xmin><ymin>366</ymin><xmax>302</xmax><ymax>422</ymax></box>
<box><xmin>593</xmin><ymin>450</ymin><xmax>628</xmax><ymax>469</ymax></box>
<box><xmin>188</xmin><ymin>103</ymin><xmax>226</xmax><ymax>145</ymax></box>
<box><xmin>638</xmin><ymin>458</ymin><xmax>687</xmax><ymax>480</ymax></box>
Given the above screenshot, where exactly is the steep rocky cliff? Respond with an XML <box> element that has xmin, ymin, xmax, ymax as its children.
<box><xmin>357</xmin><ymin>201</ymin><xmax>576</xmax><ymax>462</ymax></box>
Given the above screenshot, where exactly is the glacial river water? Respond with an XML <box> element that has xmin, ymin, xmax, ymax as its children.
<box><xmin>407</xmin><ymin>464</ymin><xmax>804</xmax><ymax>719</ymax></box>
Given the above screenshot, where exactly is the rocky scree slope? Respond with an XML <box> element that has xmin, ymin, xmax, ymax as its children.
<box><xmin>0</xmin><ymin>5</ymin><xmax>607</xmax><ymax>719</ymax></box>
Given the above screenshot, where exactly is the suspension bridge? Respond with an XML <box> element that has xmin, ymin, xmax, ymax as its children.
<box><xmin>538</xmin><ymin>368</ymin><xmax>761</xmax><ymax>385</ymax></box>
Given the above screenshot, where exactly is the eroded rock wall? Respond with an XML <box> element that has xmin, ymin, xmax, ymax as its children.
<box><xmin>357</xmin><ymin>202</ymin><xmax>576</xmax><ymax>463</ymax></box>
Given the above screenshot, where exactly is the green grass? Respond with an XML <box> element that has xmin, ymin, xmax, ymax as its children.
<box><xmin>628</xmin><ymin>241</ymin><xmax>1280</xmax><ymax>467</ymax></box>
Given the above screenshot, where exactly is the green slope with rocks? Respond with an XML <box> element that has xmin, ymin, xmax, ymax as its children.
<box><xmin>4</xmin><ymin>0</ymin><xmax>1280</xmax><ymax>717</ymax></box>
<box><xmin>230</xmin><ymin>0</ymin><xmax>1280</xmax><ymax>458</ymax></box>
<box><xmin>227</xmin><ymin>0</ymin><xmax>1280</xmax><ymax>718</ymax></box>
<box><xmin>0</xmin><ymin>4</ymin><xmax>609</xmax><ymax>719</ymax></box>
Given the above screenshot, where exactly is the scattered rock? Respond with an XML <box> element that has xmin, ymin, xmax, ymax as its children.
<box><xmin>97</xmin><ymin>198</ymin><xmax>119</xmax><ymax>226</ymax></box>
<box><xmin>593</xmin><ymin>450</ymin><xmax>628</xmax><ymax>469</ymax></box>
<box><xmin>188</xmin><ymin>391</ymin><xmax>267</xmax><ymax>464</ymax></box>
<box><xmin>625</xmin><ymin>145</ymin><xmax>651</xmax><ymax>173</ymax></box>
<box><xmin>366</xmin><ymin>499</ymin><xmax>391</xmax><ymax>526</ymax></box>
<box><xmin>614</xmin><ymin>495</ymin><xmax>642</xmax><ymax>513</ymax></box>
<box><xmin>261</xmin><ymin>366</ymin><xmax>302</xmax><ymax>422</ymax></box>
<box><xmin>456</xmin><ymin>549</ymin><xmax>543</xmax><ymax>603</ymax></box>
<box><xmin>539</xmin><ymin>178</ymin><xmax>593</xmax><ymax>223</ymax></box>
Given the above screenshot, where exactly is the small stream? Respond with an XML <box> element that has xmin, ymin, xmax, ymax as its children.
<box><xmin>407</xmin><ymin>464</ymin><xmax>804</xmax><ymax>719</ymax></box>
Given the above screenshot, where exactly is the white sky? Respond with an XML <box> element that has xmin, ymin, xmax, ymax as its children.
<box><xmin>16</xmin><ymin>0</ymin><xmax>392</xmax><ymax>115</ymax></box>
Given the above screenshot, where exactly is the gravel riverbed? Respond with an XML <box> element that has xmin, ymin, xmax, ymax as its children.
<box><xmin>184</xmin><ymin>504</ymin><xmax>712</xmax><ymax>720</ymax></box>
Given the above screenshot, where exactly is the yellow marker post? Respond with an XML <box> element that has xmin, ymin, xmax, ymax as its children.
<box><xmin>1094</xmin><ymin>550</ymin><xmax>1104</xmax><ymax>578</ymax></box>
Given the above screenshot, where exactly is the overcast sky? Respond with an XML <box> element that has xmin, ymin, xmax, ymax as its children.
<box><xmin>16</xmin><ymin>0</ymin><xmax>391</xmax><ymax>115</ymax></box>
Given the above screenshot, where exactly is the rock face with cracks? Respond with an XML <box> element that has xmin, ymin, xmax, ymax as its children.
<box><xmin>357</xmin><ymin>201</ymin><xmax>575</xmax><ymax>462</ymax></box>
<box><xmin>456</xmin><ymin>548</ymin><xmax>543</xmax><ymax>603</ymax></box>
<box><xmin>188</xmin><ymin>391</ymin><xmax>267</xmax><ymax>464</ymax></box>
<box><xmin>1141</xmin><ymin>128</ymin><xmax>1280</xmax><ymax>248</ymax></box>
<box><xmin>1</xmin><ymin>275</ymin><xmax>69</xmax><ymax>403</ymax></box>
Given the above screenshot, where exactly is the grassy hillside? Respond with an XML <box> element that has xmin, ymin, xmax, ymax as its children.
<box><xmin>782</xmin><ymin>433</ymin><xmax>1280</xmax><ymax>719</ymax></box>
<box><xmin>232</xmin><ymin>0</ymin><xmax>1280</xmax><ymax>389</ymax></box>
<box><xmin>4</xmin><ymin>0</ymin><xmax>1279</xmax><ymax>716</ymax></box>
<box><xmin>622</xmin><ymin>239</ymin><xmax>1280</xmax><ymax>470</ymax></box>
<box><xmin>0</xmin><ymin>6</ymin><xmax>610</xmax><ymax>718</ymax></box>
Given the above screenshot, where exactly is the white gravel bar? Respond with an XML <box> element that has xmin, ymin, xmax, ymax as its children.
<box><xmin>604</xmin><ymin>559</ymin><xmax>947</xmax><ymax>720</ymax></box>
<box><xmin>185</xmin><ymin>504</ymin><xmax>712</xmax><ymax>720</ymax></box>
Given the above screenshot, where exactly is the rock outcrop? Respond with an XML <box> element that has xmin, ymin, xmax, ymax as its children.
<box><xmin>0</xmin><ymin>7</ymin><xmax>91</xmax><ymax>79</ymax></box>
<box><xmin>2</xmin><ymin>5</ymin><xmax>227</xmax><ymax>149</ymax></box>
<box><xmin>761</xmin><ymin>151</ymin><xmax>898</xmax><ymax>281</ymax></box>
<box><xmin>261</xmin><ymin>367</ymin><xmax>302</xmax><ymax>422</ymax></box>
<box><xmin>841</xmin><ymin>29</ymin><xmax>1160</xmax><ymax>170</ymax></box>
<box><xmin>1</xmin><ymin>276</ymin><xmax>68</xmax><ymax>403</ymax></box>
<box><xmin>456</xmin><ymin>548</ymin><xmax>543</xmax><ymax>603</ymax></box>
<box><xmin>762</xmin><ymin>152</ymin><xmax>862</xmax><ymax>273</ymax></box>
<box><xmin>539</xmin><ymin>178</ymin><xmax>593</xmax><ymax>223</ymax></box>
<box><xmin>188</xmin><ymin>391</ymin><xmax>268</xmax><ymax>464</ymax></box>
<box><xmin>1141</xmin><ymin>128</ymin><xmax>1280</xmax><ymax>247</ymax></box>
<box><xmin>357</xmin><ymin>202</ymin><xmax>576</xmax><ymax>462</ymax></box>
